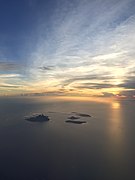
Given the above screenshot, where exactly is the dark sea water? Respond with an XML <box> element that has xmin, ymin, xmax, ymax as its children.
<box><xmin>0</xmin><ymin>96</ymin><xmax>135</xmax><ymax>180</ymax></box>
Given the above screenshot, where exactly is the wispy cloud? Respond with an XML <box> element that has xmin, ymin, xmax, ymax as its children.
<box><xmin>73</xmin><ymin>83</ymin><xmax>116</xmax><ymax>90</ymax></box>
<box><xmin>38</xmin><ymin>66</ymin><xmax>54</xmax><ymax>71</ymax></box>
<box><xmin>0</xmin><ymin>83</ymin><xmax>23</xmax><ymax>88</ymax></box>
<box><xmin>0</xmin><ymin>74</ymin><xmax>21</xmax><ymax>78</ymax></box>
<box><xmin>1</xmin><ymin>0</ymin><xmax>135</xmax><ymax>97</ymax></box>
<box><xmin>0</xmin><ymin>62</ymin><xmax>23</xmax><ymax>71</ymax></box>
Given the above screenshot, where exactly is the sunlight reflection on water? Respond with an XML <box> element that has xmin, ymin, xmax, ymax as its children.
<box><xmin>108</xmin><ymin>100</ymin><xmax>127</xmax><ymax>175</ymax></box>
<box><xmin>111</xmin><ymin>101</ymin><xmax>120</xmax><ymax>109</ymax></box>
<box><xmin>110</xmin><ymin>101</ymin><xmax>122</xmax><ymax>146</ymax></box>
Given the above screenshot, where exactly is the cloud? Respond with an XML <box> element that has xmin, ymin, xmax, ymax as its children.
<box><xmin>38</xmin><ymin>66</ymin><xmax>54</xmax><ymax>71</ymax></box>
<box><xmin>119</xmin><ymin>76</ymin><xmax>135</xmax><ymax>89</ymax></box>
<box><xmin>0</xmin><ymin>62</ymin><xmax>23</xmax><ymax>71</ymax></box>
<box><xmin>61</xmin><ymin>74</ymin><xmax>114</xmax><ymax>87</ymax></box>
<box><xmin>1</xmin><ymin>0</ymin><xmax>135</xmax><ymax>96</ymax></box>
<box><xmin>0</xmin><ymin>80</ymin><xmax>25</xmax><ymax>91</ymax></box>
<box><xmin>0</xmin><ymin>84</ymin><xmax>23</xmax><ymax>88</ymax></box>
<box><xmin>92</xmin><ymin>52</ymin><xmax>124</xmax><ymax>61</ymax></box>
<box><xmin>29</xmin><ymin>1</ymin><xmax>135</xmax><ymax>76</ymax></box>
<box><xmin>0</xmin><ymin>74</ymin><xmax>21</xmax><ymax>78</ymax></box>
<box><xmin>73</xmin><ymin>82</ymin><xmax>115</xmax><ymax>89</ymax></box>
<box><xmin>119</xmin><ymin>90</ymin><xmax>135</xmax><ymax>97</ymax></box>
<box><xmin>102</xmin><ymin>92</ymin><xmax>115</xmax><ymax>97</ymax></box>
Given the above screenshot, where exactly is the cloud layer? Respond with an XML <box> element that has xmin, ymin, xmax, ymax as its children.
<box><xmin>0</xmin><ymin>0</ymin><xmax>135</xmax><ymax>97</ymax></box>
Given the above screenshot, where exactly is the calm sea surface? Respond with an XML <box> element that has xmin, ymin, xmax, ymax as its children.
<box><xmin>0</xmin><ymin>96</ymin><xmax>135</xmax><ymax>180</ymax></box>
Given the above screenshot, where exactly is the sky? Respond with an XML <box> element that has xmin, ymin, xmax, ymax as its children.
<box><xmin>0</xmin><ymin>0</ymin><xmax>135</xmax><ymax>98</ymax></box>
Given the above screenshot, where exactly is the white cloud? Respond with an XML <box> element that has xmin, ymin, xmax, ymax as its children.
<box><xmin>0</xmin><ymin>74</ymin><xmax>21</xmax><ymax>78</ymax></box>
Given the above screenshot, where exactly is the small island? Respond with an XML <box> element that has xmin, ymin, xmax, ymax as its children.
<box><xmin>72</xmin><ymin>112</ymin><xmax>91</xmax><ymax>117</ymax></box>
<box><xmin>65</xmin><ymin>120</ymin><xmax>86</xmax><ymax>124</ymax></box>
<box><xmin>68</xmin><ymin>116</ymin><xmax>80</xmax><ymax>120</ymax></box>
<box><xmin>25</xmin><ymin>114</ymin><xmax>50</xmax><ymax>122</ymax></box>
<box><xmin>77</xmin><ymin>113</ymin><xmax>91</xmax><ymax>117</ymax></box>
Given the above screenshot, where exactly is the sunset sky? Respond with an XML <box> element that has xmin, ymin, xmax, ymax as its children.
<box><xmin>0</xmin><ymin>0</ymin><xmax>135</xmax><ymax>97</ymax></box>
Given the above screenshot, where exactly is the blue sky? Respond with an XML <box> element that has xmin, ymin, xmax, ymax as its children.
<box><xmin>0</xmin><ymin>0</ymin><xmax>135</xmax><ymax>97</ymax></box>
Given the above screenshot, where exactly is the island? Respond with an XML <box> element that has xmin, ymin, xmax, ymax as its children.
<box><xmin>72</xmin><ymin>112</ymin><xmax>91</xmax><ymax>117</ymax></box>
<box><xmin>25</xmin><ymin>114</ymin><xmax>50</xmax><ymax>122</ymax></box>
<box><xmin>65</xmin><ymin>120</ymin><xmax>86</xmax><ymax>124</ymax></box>
<box><xmin>68</xmin><ymin>116</ymin><xmax>80</xmax><ymax>120</ymax></box>
<box><xmin>77</xmin><ymin>113</ymin><xmax>91</xmax><ymax>117</ymax></box>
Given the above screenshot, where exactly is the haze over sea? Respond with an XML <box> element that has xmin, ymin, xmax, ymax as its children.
<box><xmin>0</xmin><ymin>96</ymin><xmax>135</xmax><ymax>180</ymax></box>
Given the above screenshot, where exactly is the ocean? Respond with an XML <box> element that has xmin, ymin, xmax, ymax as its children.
<box><xmin>0</xmin><ymin>96</ymin><xmax>135</xmax><ymax>180</ymax></box>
